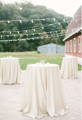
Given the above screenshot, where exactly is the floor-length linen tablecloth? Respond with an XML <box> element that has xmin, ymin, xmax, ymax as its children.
<box><xmin>21</xmin><ymin>63</ymin><xmax>67</xmax><ymax>118</ymax></box>
<box><xmin>0</xmin><ymin>57</ymin><xmax>21</xmax><ymax>84</ymax></box>
<box><xmin>61</xmin><ymin>56</ymin><xmax>78</xmax><ymax>79</ymax></box>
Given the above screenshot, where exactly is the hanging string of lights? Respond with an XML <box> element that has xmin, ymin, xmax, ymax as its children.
<box><xmin>0</xmin><ymin>17</ymin><xmax>66</xmax><ymax>42</ymax></box>
<box><xmin>0</xmin><ymin>29</ymin><xmax>65</xmax><ymax>34</ymax></box>
<box><xmin>0</xmin><ymin>22</ymin><xmax>63</xmax><ymax>34</ymax></box>
<box><xmin>0</xmin><ymin>34</ymin><xmax>65</xmax><ymax>42</ymax></box>
<box><xmin>0</xmin><ymin>17</ymin><xmax>58</xmax><ymax>23</ymax></box>
<box><xmin>0</xmin><ymin>30</ymin><xmax>65</xmax><ymax>37</ymax></box>
<box><xmin>0</xmin><ymin>32</ymin><xmax>65</xmax><ymax>42</ymax></box>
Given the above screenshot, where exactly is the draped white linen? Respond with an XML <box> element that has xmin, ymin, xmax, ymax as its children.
<box><xmin>21</xmin><ymin>63</ymin><xmax>67</xmax><ymax>118</ymax></box>
<box><xmin>61</xmin><ymin>56</ymin><xmax>78</xmax><ymax>79</ymax></box>
<box><xmin>0</xmin><ymin>57</ymin><xmax>21</xmax><ymax>84</ymax></box>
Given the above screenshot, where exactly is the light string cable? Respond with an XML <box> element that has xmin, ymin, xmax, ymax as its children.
<box><xmin>0</xmin><ymin>22</ymin><xmax>65</xmax><ymax>34</ymax></box>
<box><xmin>0</xmin><ymin>34</ymin><xmax>65</xmax><ymax>42</ymax></box>
<box><xmin>0</xmin><ymin>30</ymin><xmax>65</xmax><ymax>38</ymax></box>
<box><xmin>0</xmin><ymin>17</ymin><xmax>66</xmax><ymax>23</ymax></box>
<box><xmin>0</xmin><ymin>31</ymin><xmax>66</xmax><ymax>42</ymax></box>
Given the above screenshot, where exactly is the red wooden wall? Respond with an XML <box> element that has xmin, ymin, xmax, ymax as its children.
<box><xmin>65</xmin><ymin>34</ymin><xmax>82</xmax><ymax>57</ymax></box>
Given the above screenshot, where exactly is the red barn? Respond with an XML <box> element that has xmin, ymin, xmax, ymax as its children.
<box><xmin>64</xmin><ymin>6</ymin><xmax>82</xmax><ymax>65</ymax></box>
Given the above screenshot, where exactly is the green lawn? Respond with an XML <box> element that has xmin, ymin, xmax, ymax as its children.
<box><xmin>78</xmin><ymin>64</ymin><xmax>82</xmax><ymax>71</ymax></box>
<box><xmin>0</xmin><ymin>52</ymin><xmax>82</xmax><ymax>70</ymax></box>
<box><xmin>0</xmin><ymin>52</ymin><xmax>64</xmax><ymax>70</ymax></box>
<box><xmin>20</xmin><ymin>55</ymin><xmax>63</xmax><ymax>69</ymax></box>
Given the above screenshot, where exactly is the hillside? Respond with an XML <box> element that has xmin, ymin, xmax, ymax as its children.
<box><xmin>0</xmin><ymin>2</ymin><xmax>71</xmax><ymax>52</ymax></box>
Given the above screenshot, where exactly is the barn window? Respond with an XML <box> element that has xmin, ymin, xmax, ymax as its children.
<box><xmin>67</xmin><ymin>41</ymin><xmax>69</xmax><ymax>53</ymax></box>
<box><xmin>80</xmin><ymin>36</ymin><xmax>82</xmax><ymax>53</ymax></box>
<box><xmin>65</xmin><ymin>42</ymin><xmax>67</xmax><ymax>52</ymax></box>
<box><xmin>69</xmin><ymin>41</ymin><xmax>70</xmax><ymax>52</ymax></box>
<box><xmin>74</xmin><ymin>38</ymin><xmax>76</xmax><ymax>53</ymax></box>
<box><xmin>70</xmin><ymin>40</ymin><xmax>72</xmax><ymax>52</ymax></box>
<box><xmin>78</xmin><ymin>36</ymin><xmax>81</xmax><ymax>53</ymax></box>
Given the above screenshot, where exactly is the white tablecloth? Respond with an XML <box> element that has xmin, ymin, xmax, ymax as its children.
<box><xmin>0</xmin><ymin>57</ymin><xmax>21</xmax><ymax>84</ymax></box>
<box><xmin>61</xmin><ymin>56</ymin><xmax>78</xmax><ymax>79</ymax></box>
<box><xmin>21</xmin><ymin>63</ymin><xmax>67</xmax><ymax>118</ymax></box>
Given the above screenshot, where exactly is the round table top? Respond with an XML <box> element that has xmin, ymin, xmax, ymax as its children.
<box><xmin>64</xmin><ymin>56</ymin><xmax>77</xmax><ymax>59</ymax></box>
<box><xmin>28</xmin><ymin>63</ymin><xmax>59</xmax><ymax>68</ymax></box>
<box><xmin>0</xmin><ymin>57</ymin><xmax>19</xmax><ymax>61</ymax></box>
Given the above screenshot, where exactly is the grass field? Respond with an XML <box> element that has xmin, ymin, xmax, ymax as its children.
<box><xmin>0</xmin><ymin>52</ymin><xmax>82</xmax><ymax>70</ymax></box>
<box><xmin>20</xmin><ymin>55</ymin><xmax>63</xmax><ymax>69</ymax></box>
<box><xmin>0</xmin><ymin>52</ymin><xmax>64</xmax><ymax>70</ymax></box>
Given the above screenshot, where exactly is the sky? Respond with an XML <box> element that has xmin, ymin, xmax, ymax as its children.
<box><xmin>0</xmin><ymin>0</ymin><xmax>81</xmax><ymax>17</ymax></box>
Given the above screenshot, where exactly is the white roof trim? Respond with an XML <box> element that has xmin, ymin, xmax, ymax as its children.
<box><xmin>63</xmin><ymin>27</ymin><xmax>82</xmax><ymax>41</ymax></box>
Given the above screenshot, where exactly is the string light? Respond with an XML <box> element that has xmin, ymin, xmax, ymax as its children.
<box><xmin>63</xmin><ymin>19</ymin><xmax>66</xmax><ymax>22</ymax></box>
<box><xmin>9</xmin><ymin>32</ymin><xmax>11</xmax><ymax>34</ymax></box>
<box><xmin>25</xmin><ymin>30</ymin><xmax>28</xmax><ymax>33</ymax></box>
<box><xmin>19</xmin><ymin>20</ymin><xmax>22</xmax><ymax>23</ymax></box>
<box><xmin>41</xmin><ymin>27</ymin><xmax>44</xmax><ymax>29</ymax></box>
<box><xmin>32</xmin><ymin>29</ymin><xmax>36</xmax><ymax>32</ymax></box>
<box><xmin>1</xmin><ymin>35</ymin><xmax>2</xmax><ymax>38</ymax></box>
<box><xmin>31</xmin><ymin>38</ymin><xmax>35</xmax><ymax>40</ymax></box>
<box><xmin>7</xmin><ymin>21</ymin><xmax>10</xmax><ymax>23</ymax></box>
<box><xmin>17</xmin><ymin>31</ymin><xmax>20</xmax><ymax>34</ymax></box>
<box><xmin>53</xmin><ymin>18</ymin><xmax>56</xmax><ymax>21</ymax></box>
<box><xmin>31</xmin><ymin>19</ymin><xmax>34</xmax><ymax>23</ymax></box>
<box><xmin>32</xmin><ymin>33</ymin><xmax>34</xmax><ymax>36</ymax></box>
<box><xmin>58</xmin><ymin>23</ymin><xmax>61</xmax><ymax>25</ymax></box>
<box><xmin>42</xmin><ymin>19</ymin><xmax>45</xmax><ymax>21</ymax></box>
<box><xmin>7</xmin><ymin>35</ymin><xmax>9</xmax><ymax>37</ymax></box>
